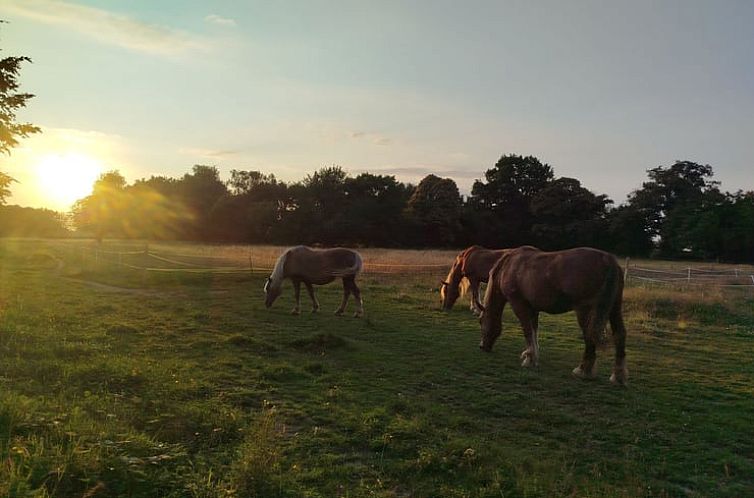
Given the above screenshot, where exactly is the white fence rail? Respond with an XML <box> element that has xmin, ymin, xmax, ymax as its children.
<box><xmin>79</xmin><ymin>246</ymin><xmax>450</xmax><ymax>276</ymax></box>
<box><xmin>626</xmin><ymin>261</ymin><xmax>754</xmax><ymax>287</ymax></box>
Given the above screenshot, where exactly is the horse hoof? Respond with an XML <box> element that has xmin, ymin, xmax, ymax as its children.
<box><xmin>521</xmin><ymin>357</ymin><xmax>532</xmax><ymax>368</ymax></box>
<box><xmin>334</xmin><ymin>310</ymin><xmax>344</xmax><ymax>316</ymax></box>
<box><xmin>353</xmin><ymin>312</ymin><xmax>363</xmax><ymax>318</ymax></box>
<box><xmin>291</xmin><ymin>309</ymin><xmax>301</xmax><ymax>316</ymax></box>
<box><xmin>311</xmin><ymin>308</ymin><xmax>319</xmax><ymax>314</ymax></box>
<box><xmin>572</xmin><ymin>366</ymin><xmax>597</xmax><ymax>380</ymax></box>
<box><xmin>610</xmin><ymin>370</ymin><xmax>628</xmax><ymax>386</ymax></box>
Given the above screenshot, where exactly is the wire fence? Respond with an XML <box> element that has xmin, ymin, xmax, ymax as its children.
<box><xmin>78</xmin><ymin>245</ymin><xmax>451</xmax><ymax>276</ymax></box>
<box><xmin>625</xmin><ymin>259</ymin><xmax>754</xmax><ymax>287</ymax></box>
<box><xmin>76</xmin><ymin>245</ymin><xmax>754</xmax><ymax>287</ymax></box>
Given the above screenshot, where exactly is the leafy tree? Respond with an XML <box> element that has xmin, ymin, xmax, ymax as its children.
<box><xmin>284</xmin><ymin>166</ymin><xmax>349</xmax><ymax>244</ymax></box>
<box><xmin>624</xmin><ymin>160</ymin><xmax>721</xmax><ymax>257</ymax></box>
<box><xmin>606</xmin><ymin>204</ymin><xmax>654</xmax><ymax>257</ymax></box>
<box><xmin>405</xmin><ymin>174</ymin><xmax>462</xmax><ymax>246</ymax></box>
<box><xmin>0</xmin><ymin>25</ymin><xmax>41</xmax><ymax>204</ymax></box>
<box><xmin>178</xmin><ymin>165</ymin><xmax>229</xmax><ymax>240</ymax></box>
<box><xmin>467</xmin><ymin>154</ymin><xmax>554</xmax><ymax>247</ymax></box>
<box><xmin>530</xmin><ymin>177</ymin><xmax>612</xmax><ymax>250</ymax></box>
<box><xmin>71</xmin><ymin>171</ymin><xmax>128</xmax><ymax>242</ymax></box>
<box><xmin>0</xmin><ymin>205</ymin><xmax>68</xmax><ymax>237</ymax></box>
<box><xmin>210</xmin><ymin>170</ymin><xmax>289</xmax><ymax>242</ymax></box>
<box><xmin>126</xmin><ymin>176</ymin><xmax>191</xmax><ymax>240</ymax></box>
<box><xmin>342</xmin><ymin>173</ymin><xmax>413</xmax><ymax>246</ymax></box>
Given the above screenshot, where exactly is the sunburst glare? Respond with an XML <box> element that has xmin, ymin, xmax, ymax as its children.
<box><xmin>34</xmin><ymin>153</ymin><xmax>103</xmax><ymax>210</ymax></box>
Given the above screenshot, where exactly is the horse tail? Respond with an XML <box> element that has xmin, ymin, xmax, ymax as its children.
<box><xmin>589</xmin><ymin>258</ymin><xmax>622</xmax><ymax>346</ymax></box>
<box><xmin>330</xmin><ymin>251</ymin><xmax>363</xmax><ymax>277</ymax></box>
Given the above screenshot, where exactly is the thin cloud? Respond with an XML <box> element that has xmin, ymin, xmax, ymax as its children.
<box><xmin>205</xmin><ymin>14</ymin><xmax>237</xmax><ymax>27</ymax></box>
<box><xmin>1</xmin><ymin>0</ymin><xmax>211</xmax><ymax>56</ymax></box>
<box><xmin>350</xmin><ymin>130</ymin><xmax>392</xmax><ymax>146</ymax></box>
<box><xmin>178</xmin><ymin>147</ymin><xmax>240</xmax><ymax>159</ymax></box>
<box><xmin>366</xmin><ymin>166</ymin><xmax>481</xmax><ymax>179</ymax></box>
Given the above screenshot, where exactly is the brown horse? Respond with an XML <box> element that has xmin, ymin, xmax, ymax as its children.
<box><xmin>479</xmin><ymin>246</ymin><xmax>628</xmax><ymax>385</ymax></box>
<box><xmin>264</xmin><ymin>246</ymin><xmax>364</xmax><ymax>317</ymax></box>
<box><xmin>440</xmin><ymin>246</ymin><xmax>508</xmax><ymax>314</ymax></box>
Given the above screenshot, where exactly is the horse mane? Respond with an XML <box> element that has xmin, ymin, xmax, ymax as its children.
<box><xmin>441</xmin><ymin>253</ymin><xmax>472</xmax><ymax>302</ymax></box>
<box><xmin>269</xmin><ymin>247</ymin><xmax>293</xmax><ymax>288</ymax></box>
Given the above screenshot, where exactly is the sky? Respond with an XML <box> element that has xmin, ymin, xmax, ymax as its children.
<box><xmin>1</xmin><ymin>0</ymin><xmax>753</xmax><ymax>211</ymax></box>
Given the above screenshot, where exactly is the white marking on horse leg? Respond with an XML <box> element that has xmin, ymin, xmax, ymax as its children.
<box><xmin>353</xmin><ymin>297</ymin><xmax>364</xmax><ymax>318</ymax></box>
<box><xmin>572</xmin><ymin>365</ymin><xmax>597</xmax><ymax>380</ymax></box>
<box><xmin>610</xmin><ymin>357</ymin><xmax>628</xmax><ymax>386</ymax></box>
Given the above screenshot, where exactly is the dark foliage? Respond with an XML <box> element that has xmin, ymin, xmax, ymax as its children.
<box><xmin>59</xmin><ymin>156</ymin><xmax>754</xmax><ymax>262</ymax></box>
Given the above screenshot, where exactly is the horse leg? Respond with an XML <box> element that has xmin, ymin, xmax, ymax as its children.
<box><xmin>609</xmin><ymin>304</ymin><xmax>628</xmax><ymax>386</ymax></box>
<box><xmin>572</xmin><ymin>307</ymin><xmax>598</xmax><ymax>380</ymax></box>
<box><xmin>350</xmin><ymin>278</ymin><xmax>364</xmax><ymax>318</ymax></box>
<box><xmin>291</xmin><ymin>279</ymin><xmax>302</xmax><ymax>315</ymax></box>
<box><xmin>335</xmin><ymin>277</ymin><xmax>351</xmax><ymax>316</ymax></box>
<box><xmin>303</xmin><ymin>282</ymin><xmax>319</xmax><ymax>313</ymax></box>
<box><xmin>470</xmin><ymin>279</ymin><xmax>482</xmax><ymax>315</ymax></box>
<box><xmin>509</xmin><ymin>299</ymin><xmax>539</xmax><ymax>367</ymax></box>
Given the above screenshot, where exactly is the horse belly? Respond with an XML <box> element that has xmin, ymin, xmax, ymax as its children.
<box><xmin>529</xmin><ymin>291</ymin><xmax>573</xmax><ymax>315</ymax></box>
<box><xmin>309</xmin><ymin>275</ymin><xmax>336</xmax><ymax>286</ymax></box>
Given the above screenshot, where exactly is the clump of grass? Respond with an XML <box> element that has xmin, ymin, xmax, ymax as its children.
<box><xmin>229</xmin><ymin>402</ymin><xmax>293</xmax><ymax>497</ymax></box>
<box><xmin>287</xmin><ymin>333</ymin><xmax>348</xmax><ymax>354</ymax></box>
<box><xmin>225</xmin><ymin>334</ymin><xmax>278</xmax><ymax>353</ymax></box>
<box><xmin>623</xmin><ymin>285</ymin><xmax>752</xmax><ymax>329</ymax></box>
<box><xmin>106</xmin><ymin>324</ymin><xmax>140</xmax><ymax>336</ymax></box>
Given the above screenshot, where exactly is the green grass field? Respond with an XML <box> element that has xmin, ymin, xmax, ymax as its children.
<box><xmin>1</xmin><ymin>239</ymin><xmax>754</xmax><ymax>497</ymax></box>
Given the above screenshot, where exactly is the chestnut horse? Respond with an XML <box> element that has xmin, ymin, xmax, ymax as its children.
<box><xmin>264</xmin><ymin>246</ymin><xmax>364</xmax><ymax>317</ymax></box>
<box><xmin>479</xmin><ymin>246</ymin><xmax>628</xmax><ymax>385</ymax></box>
<box><xmin>440</xmin><ymin>246</ymin><xmax>508</xmax><ymax>314</ymax></box>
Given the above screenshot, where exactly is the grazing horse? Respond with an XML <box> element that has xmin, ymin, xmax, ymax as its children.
<box><xmin>264</xmin><ymin>246</ymin><xmax>364</xmax><ymax>317</ymax></box>
<box><xmin>440</xmin><ymin>246</ymin><xmax>508</xmax><ymax>314</ymax></box>
<box><xmin>478</xmin><ymin>246</ymin><xmax>628</xmax><ymax>385</ymax></box>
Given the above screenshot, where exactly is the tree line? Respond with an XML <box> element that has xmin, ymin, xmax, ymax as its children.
<box><xmin>16</xmin><ymin>154</ymin><xmax>741</xmax><ymax>263</ymax></box>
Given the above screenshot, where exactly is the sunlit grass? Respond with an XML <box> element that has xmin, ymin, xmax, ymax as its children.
<box><xmin>1</xmin><ymin>238</ymin><xmax>753</xmax><ymax>496</ymax></box>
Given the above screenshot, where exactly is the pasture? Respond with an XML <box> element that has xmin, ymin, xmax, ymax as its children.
<box><xmin>1</xmin><ymin>239</ymin><xmax>754</xmax><ymax>497</ymax></box>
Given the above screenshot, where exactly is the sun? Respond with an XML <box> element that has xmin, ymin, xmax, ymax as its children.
<box><xmin>35</xmin><ymin>153</ymin><xmax>104</xmax><ymax>210</ymax></box>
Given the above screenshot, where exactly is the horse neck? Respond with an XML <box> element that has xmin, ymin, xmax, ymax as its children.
<box><xmin>269</xmin><ymin>250</ymin><xmax>289</xmax><ymax>288</ymax></box>
<box><xmin>445</xmin><ymin>259</ymin><xmax>464</xmax><ymax>287</ymax></box>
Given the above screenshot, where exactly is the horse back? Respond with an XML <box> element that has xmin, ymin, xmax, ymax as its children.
<box><xmin>285</xmin><ymin>246</ymin><xmax>361</xmax><ymax>284</ymax></box>
<box><xmin>462</xmin><ymin>247</ymin><xmax>508</xmax><ymax>281</ymax></box>
<box><xmin>501</xmin><ymin>247</ymin><xmax>620</xmax><ymax>314</ymax></box>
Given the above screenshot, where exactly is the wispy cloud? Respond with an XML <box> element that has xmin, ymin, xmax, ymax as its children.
<box><xmin>205</xmin><ymin>14</ymin><xmax>237</xmax><ymax>28</ymax></box>
<box><xmin>1</xmin><ymin>0</ymin><xmax>211</xmax><ymax>56</ymax></box>
<box><xmin>178</xmin><ymin>147</ymin><xmax>240</xmax><ymax>159</ymax></box>
<box><xmin>350</xmin><ymin>130</ymin><xmax>392</xmax><ymax>146</ymax></box>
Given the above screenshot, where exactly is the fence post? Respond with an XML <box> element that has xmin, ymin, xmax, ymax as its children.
<box><xmin>687</xmin><ymin>267</ymin><xmax>691</xmax><ymax>283</ymax></box>
<box><xmin>624</xmin><ymin>257</ymin><xmax>630</xmax><ymax>281</ymax></box>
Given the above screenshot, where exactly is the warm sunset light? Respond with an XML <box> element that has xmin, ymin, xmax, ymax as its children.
<box><xmin>34</xmin><ymin>153</ymin><xmax>103</xmax><ymax>210</ymax></box>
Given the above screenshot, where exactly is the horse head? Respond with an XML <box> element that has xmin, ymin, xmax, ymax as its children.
<box><xmin>264</xmin><ymin>276</ymin><xmax>282</xmax><ymax>308</ymax></box>
<box><xmin>477</xmin><ymin>302</ymin><xmax>500</xmax><ymax>352</ymax></box>
<box><xmin>439</xmin><ymin>277</ymin><xmax>462</xmax><ymax>311</ymax></box>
